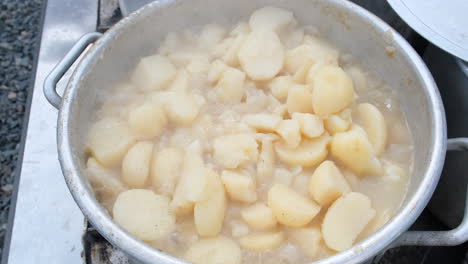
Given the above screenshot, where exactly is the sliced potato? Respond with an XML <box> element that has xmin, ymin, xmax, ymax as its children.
<box><xmin>276</xmin><ymin>119</ymin><xmax>301</xmax><ymax>148</ymax></box>
<box><xmin>357</xmin><ymin>103</ymin><xmax>387</xmax><ymax>155</ymax></box>
<box><xmin>241</xmin><ymin>203</ymin><xmax>277</xmax><ymax>230</ymax></box>
<box><xmin>121</xmin><ymin>141</ymin><xmax>153</xmax><ymax>188</ymax></box>
<box><xmin>113</xmin><ymin>189</ymin><xmax>175</xmax><ymax>241</ymax></box>
<box><xmin>330</xmin><ymin>127</ymin><xmax>382</xmax><ymax>175</ymax></box>
<box><xmin>288</xmin><ymin>227</ymin><xmax>323</xmax><ymax>259</ymax></box>
<box><xmin>268</xmin><ymin>184</ymin><xmax>321</xmax><ymax>227</ymax></box>
<box><xmin>168</xmin><ymin>70</ymin><xmax>189</xmax><ymax>92</ymax></box>
<box><xmin>222</xmin><ymin>35</ymin><xmax>246</xmax><ymax>66</ymax></box>
<box><xmin>87</xmin><ymin>118</ymin><xmax>136</xmax><ymax>167</ymax></box>
<box><xmin>239</xmin><ymin>232</ymin><xmax>284</xmax><ymax>251</ymax></box>
<box><xmin>293</xmin><ymin>60</ymin><xmax>313</xmax><ymax>84</ymax></box>
<box><xmin>185</xmin><ymin>236</ymin><xmax>241</xmax><ymax>264</ymax></box>
<box><xmin>230</xmin><ymin>220</ymin><xmax>250</xmax><ymax>237</ymax></box>
<box><xmin>165</xmin><ymin>91</ymin><xmax>202</xmax><ymax>125</ymax></box>
<box><xmin>286</xmin><ymin>84</ymin><xmax>314</xmax><ymax>114</ymax></box>
<box><xmin>128</xmin><ymin>102</ymin><xmax>167</xmax><ymax>139</ymax></box>
<box><xmin>213</xmin><ymin>134</ymin><xmax>259</xmax><ymax>169</ymax></box>
<box><xmin>215</xmin><ymin>67</ymin><xmax>246</xmax><ymax>104</ymax></box>
<box><xmin>324</xmin><ymin>114</ymin><xmax>350</xmax><ymax>135</ymax></box>
<box><xmin>249</xmin><ymin>6</ymin><xmax>295</xmax><ymax>32</ymax></box>
<box><xmin>182</xmin><ymin>141</ymin><xmax>210</xmax><ymax>202</ymax></box>
<box><xmin>382</xmin><ymin>160</ymin><xmax>406</xmax><ymax>182</ymax></box>
<box><xmin>221</xmin><ymin>170</ymin><xmax>257</xmax><ymax>203</ymax></box>
<box><xmin>267</xmin><ymin>75</ymin><xmax>294</xmax><ymax>101</ymax></box>
<box><xmin>207</xmin><ymin>59</ymin><xmax>229</xmax><ymax>83</ymax></box>
<box><xmin>171</xmin><ymin>141</ymin><xmax>206</xmax><ymax>215</ymax></box>
<box><xmin>292</xmin><ymin>113</ymin><xmax>324</xmax><ymax>138</ymax></box>
<box><xmin>230</xmin><ymin>22</ymin><xmax>250</xmax><ymax>37</ymax></box>
<box><xmin>86</xmin><ymin>157</ymin><xmax>127</xmax><ymax>199</ymax></box>
<box><xmin>284</xmin><ymin>43</ymin><xmax>338</xmax><ymax>75</ymax></box>
<box><xmin>194</xmin><ymin>169</ymin><xmax>226</xmax><ymax>236</ymax></box>
<box><xmin>310</xmin><ymin>65</ymin><xmax>354</xmax><ymax>115</ymax></box>
<box><xmin>322</xmin><ymin>192</ymin><xmax>376</xmax><ymax>251</ymax></box>
<box><xmin>150</xmin><ymin>147</ymin><xmax>183</xmax><ymax>197</ymax></box>
<box><xmin>187</xmin><ymin>56</ymin><xmax>210</xmax><ymax>75</ymax></box>
<box><xmin>131</xmin><ymin>55</ymin><xmax>176</xmax><ymax>91</ymax></box>
<box><xmin>244</xmin><ymin>113</ymin><xmax>281</xmax><ymax>132</ymax></box>
<box><xmin>199</xmin><ymin>24</ymin><xmax>226</xmax><ymax>50</ymax></box>
<box><xmin>257</xmin><ymin>139</ymin><xmax>275</xmax><ymax>182</ymax></box>
<box><xmin>169</xmin><ymin>51</ymin><xmax>206</xmax><ymax>67</ymax></box>
<box><xmin>238</xmin><ymin>30</ymin><xmax>284</xmax><ymax>81</ymax></box>
<box><xmin>275</xmin><ymin>134</ymin><xmax>330</xmax><ymax>167</ymax></box>
<box><xmin>309</xmin><ymin>160</ymin><xmax>351</xmax><ymax>206</ymax></box>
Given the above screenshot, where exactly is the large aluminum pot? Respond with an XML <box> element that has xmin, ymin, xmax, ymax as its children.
<box><xmin>43</xmin><ymin>0</ymin><xmax>468</xmax><ymax>263</ymax></box>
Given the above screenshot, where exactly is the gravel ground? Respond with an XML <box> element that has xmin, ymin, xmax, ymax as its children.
<box><xmin>0</xmin><ymin>0</ymin><xmax>43</xmax><ymax>256</ymax></box>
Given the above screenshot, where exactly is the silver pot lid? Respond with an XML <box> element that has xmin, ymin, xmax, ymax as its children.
<box><xmin>388</xmin><ymin>0</ymin><xmax>468</xmax><ymax>61</ymax></box>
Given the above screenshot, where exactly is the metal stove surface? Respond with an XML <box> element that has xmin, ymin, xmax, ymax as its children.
<box><xmin>2</xmin><ymin>0</ymin><xmax>467</xmax><ymax>264</ymax></box>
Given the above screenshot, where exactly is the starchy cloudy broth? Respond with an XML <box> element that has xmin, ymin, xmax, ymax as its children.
<box><xmin>85</xmin><ymin>6</ymin><xmax>413</xmax><ymax>264</ymax></box>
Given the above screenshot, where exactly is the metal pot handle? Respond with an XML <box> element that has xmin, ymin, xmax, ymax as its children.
<box><xmin>393</xmin><ymin>137</ymin><xmax>468</xmax><ymax>247</ymax></box>
<box><xmin>43</xmin><ymin>32</ymin><xmax>102</xmax><ymax>109</ymax></box>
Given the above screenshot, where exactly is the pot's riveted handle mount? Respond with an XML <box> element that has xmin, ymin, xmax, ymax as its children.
<box><xmin>43</xmin><ymin>32</ymin><xmax>102</xmax><ymax>109</ymax></box>
<box><xmin>394</xmin><ymin>137</ymin><xmax>468</xmax><ymax>247</ymax></box>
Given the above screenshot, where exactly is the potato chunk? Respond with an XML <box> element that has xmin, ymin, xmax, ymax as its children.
<box><xmin>113</xmin><ymin>189</ymin><xmax>175</xmax><ymax>241</ymax></box>
<box><xmin>357</xmin><ymin>103</ymin><xmax>387</xmax><ymax>155</ymax></box>
<box><xmin>121</xmin><ymin>141</ymin><xmax>153</xmax><ymax>188</ymax></box>
<box><xmin>330</xmin><ymin>127</ymin><xmax>382</xmax><ymax>175</ymax></box>
<box><xmin>276</xmin><ymin>119</ymin><xmax>301</xmax><ymax>148</ymax></box>
<box><xmin>215</xmin><ymin>67</ymin><xmax>246</xmax><ymax>104</ymax></box>
<box><xmin>286</xmin><ymin>84</ymin><xmax>314</xmax><ymax>114</ymax></box>
<box><xmin>194</xmin><ymin>169</ymin><xmax>226</xmax><ymax>236</ymax></box>
<box><xmin>288</xmin><ymin>227</ymin><xmax>324</xmax><ymax>259</ymax></box>
<box><xmin>257</xmin><ymin>139</ymin><xmax>275</xmax><ymax>182</ymax></box>
<box><xmin>187</xmin><ymin>57</ymin><xmax>210</xmax><ymax>75</ymax></box>
<box><xmin>86</xmin><ymin>157</ymin><xmax>127</xmax><ymax>202</ymax></box>
<box><xmin>310</xmin><ymin>65</ymin><xmax>354</xmax><ymax>115</ymax></box>
<box><xmin>285</xmin><ymin>43</ymin><xmax>338</xmax><ymax>74</ymax></box>
<box><xmin>267</xmin><ymin>75</ymin><xmax>294</xmax><ymax>101</ymax></box>
<box><xmin>244</xmin><ymin>113</ymin><xmax>281</xmax><ymax>132</ymax></box>
<box><xmin>165</xmin><ymin>91</ymin><xmax>202</xmax><ymax>125</ymax></box>
<box><xmin>150</xmin><ymin>147</ymin><xmax>183</xmax><ymax>197</ymax></box>
<box><xmin>222</xmin><ymin>35</ymin><xmax>246</xmax><ymax>67</ymax></box>
<box><xmin>239</xmin><ymin>232</ymin><xmax>284</xmax><ymax>251</ymax></box>
<box><xmin>292</xmin><ymin>113</ymin><xmax>324</xmax><ymax>138</ymax></box>
<box><xmin>221</xmin><ymin>170</ymin><xmax>257</xmax><ymax>203</ymax></box>
<box><xmin>168</xmin><ymin>70</ymin><xmax>189</xmax><ymax>92</ymax></box>
<box><xmin>87</xmin><ymin>118</ymin><xmax>136</xmax><ymax>167</ymax></box>
<box><xmin>185</xmin><ymin>236</ymin><xmax>241</xmax><ymax>264</ymax></box>
<box><xmin>249</xmin><ymin>6</ymin><xmax>295</xmax><ymax>32</ymax></box>
<box><xmin>213</xmin><ymin>134</ymin><xmax>259</xmax><ymax>169</ymax></box>
<box><xmin>182</xmin><ymin>141</ymin><xmax>210</xmax><ymax>202</ymax></box>
<box><xmin>128</xmin><ymin>103</ymin><xmax>167</xmax><ymax>139</ymax></box>
<box><xmin>207</xmin><ymin>59</ymin><xmax>229</xmax><ymax>83</ymax></box>
<box><xmin>309</xmin><ymin>160</ymin><xmax>351</xmax><ymax>206</ymax></box>
<box><xmin>171</xmin><ymin>141</ymin><xmax>205</xmax><ymax>215</ymax></box>
<box><xmin>241</xmin><ymin>203</ymin><xmax>277</xmax><ymax>230</ymax></box>
<box><xmin>322</xmin><ymin>192</ymin><xmax>376</xmax><ymax>251</ymax></box>
<box><xmin>131</xmin><ymin>55</ymin><xmax>176</xmax><ymax>91</ymax></box>
<box><xmin>268</xmin><ymin>184</ymin><xmax>320</xmax><ymax>227</ymax></box>
<box><xmin>324</xmin><ymin>114</ymin><xmax>350</xmax><ymax>135</ymax></box>
<box><xmin>199</xmin><ymin>24</ymin><xmax>226</xmax><ymax>50</ymax></box>
<box><xmin>238</xmin><ymin>30</ymin><xmax>284</xmax><ymax>81</ymax></box>
<box><xmin>275</xmin><ymin>134</ymin><xmax>330</xmax><ymax>167</ymax></box>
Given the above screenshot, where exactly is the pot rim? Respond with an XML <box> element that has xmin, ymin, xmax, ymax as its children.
<box><xmin>57</xmin><ymin>0</ymin><xmax>447</xmax><ymax>263</ymax></box>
